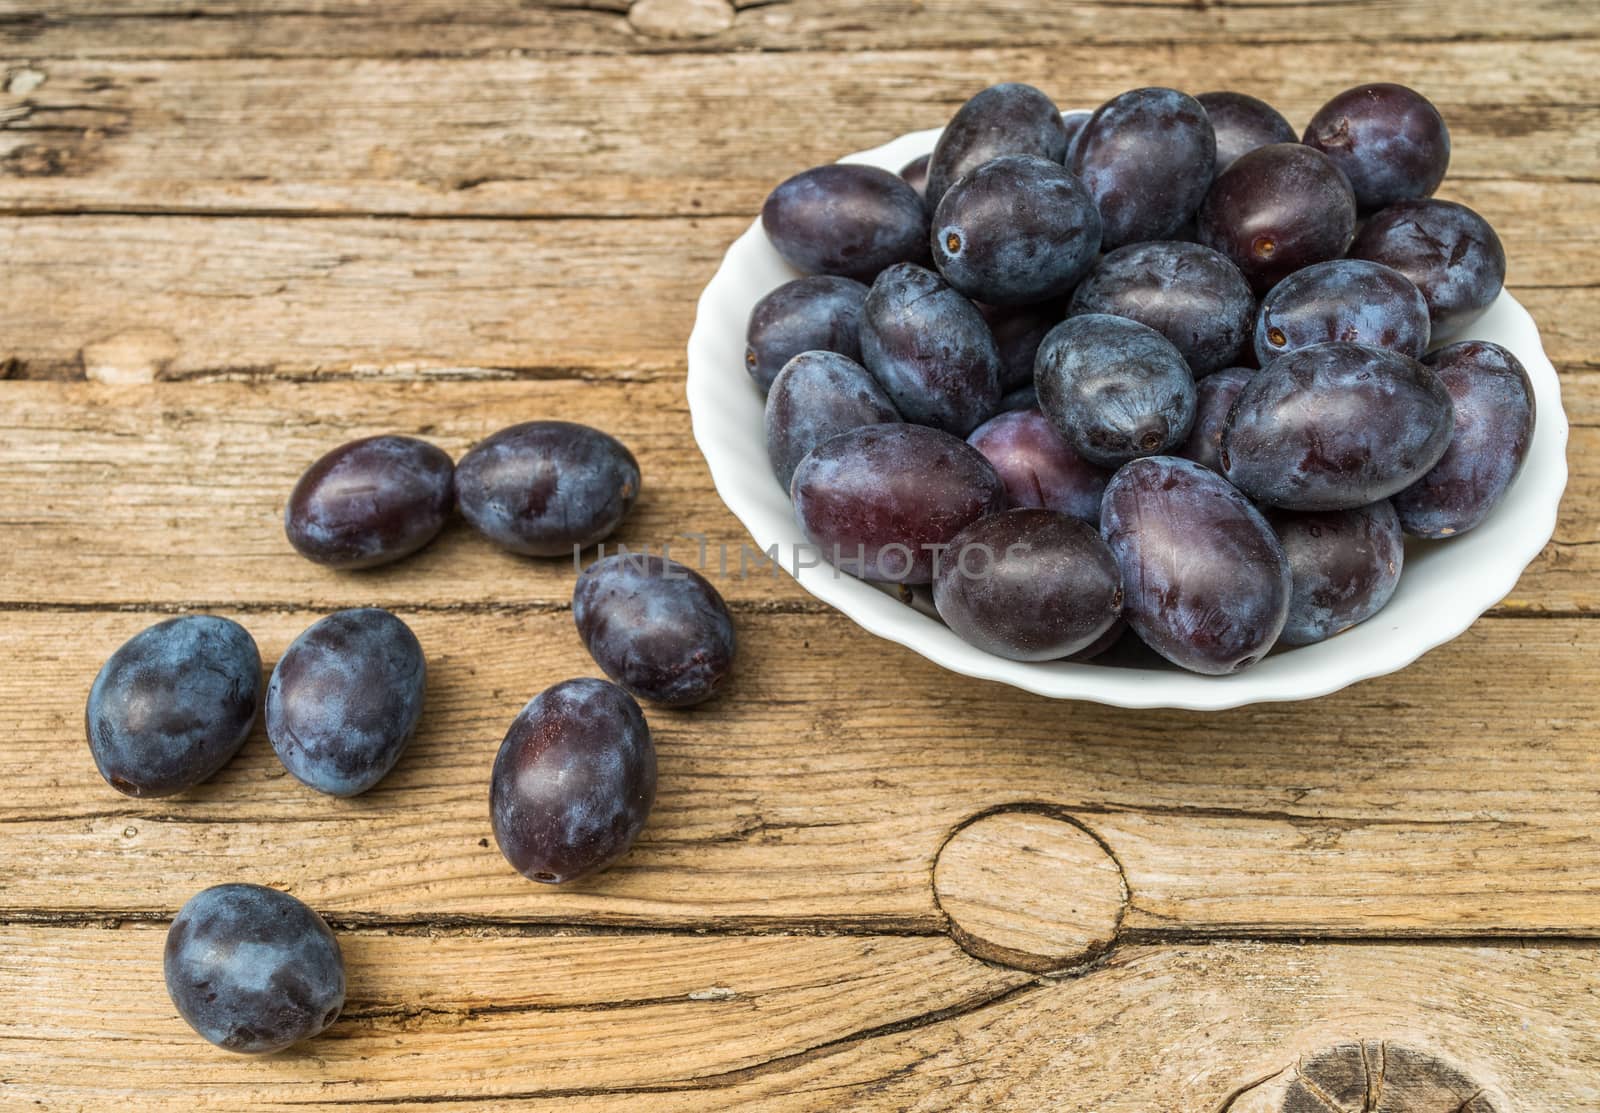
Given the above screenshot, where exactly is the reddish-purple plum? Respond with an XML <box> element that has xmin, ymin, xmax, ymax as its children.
<box><xmin>1035</xmin><ymin>313</ymin><xmax>1197</xmax><ymax>468</ymax></box>
<box><xmin>284</xmin><ymin>435</ymin><xmax>454</xmax><ymax>570</ymax></box>
<box><xmin>490</xmin><ymin>678</ymin><xmax>655</xmax><ymax>884</ymax></box>
<box><xmin>1070</xmin><ymin>87</ymin><xmax>1216</xmax><ymax>249</ymax></box>
<box><xmin>765</xmin><ymin>350</ymin><xmax>900</xmax><ymax>490</ymax></box>
<box><xmin>790</xmin><ymin>423</ymin><xmax>1005</xmax><ymax>584</ymax></box>
<box><xmin>1350</xmin><ymin>199</ymin><xmax>1506</xmax><ymax>336</ymax></box>
<box><xmin>744</xmin><ymin>275</ymin><xmax>868</xmax><ymax>392</ymax></box>
<box><xmin>1100</xmin><ymin>456</ymin><xmax>1291</xmax><ymax>674</ymax></box>
<box><xmin>1268</xmin><ymin>501</ymin><xmax>1405</xmax><ymax>646</ymax></box>
<box><xmin>573</xmin><ymin>554</ymin><xmax>736</xmax><ymax>707</ymax></box>
<box><xmin>1302</xmin><ymin>83</ymin><xmax>1450</xmax><ymax>211</ymax></box>
<box><xmin>860</xmin><ymin>262</ymin><xmax>1002</xmax><ymax>435</ymax></box>
<box><xmin>933</xmin><ymin>509</ymin><xmax>1122</xmax><ymax>661</ymax></box>
<box><xmin>925</xmin><ymin>83</ymin><xmax>1069</xmax><ymax>205</ymax></box>
<box><xmin>1394</xmin><ymin>340</ymin><xmax>1535</xmax><ymax>538</ymax></box>
<box><xmin>86</xmin><ymin>615</ymin><xmax>260</xmax><ymax>798</ymax></box>
<box><xmin>931</xmin><ymin>155</ymin><xmax>1101</xmax><ymax>306</ymax></box>
<box><xmin>1068</xmin><ymin>241</ymin><xmax>1255</xmax><ymax>377</ymax></box>
<box><xmin>1178</xmin><ymin>365</ymin><xmax>1254</xmax><ymax>473</ymax></box>
<box><xmin>455</xmin><ymin>421</ymin><xmax>639</xmax><ymax>557</ymax></box>
<box><xmin>967</xmin><ymin>407</ymin><xmax>1110</xmax><ymax>523</ymax></box>
<box><xmin>1197</xmin><ymin>143</ymin><xmax>1357</xmax><ymax>293</ymax></box>
<box><xmin>1222</xmin><ymin>342</ymin><xmax>1454</xmax><ymax>510</ymax></box>
<box><xmin>1197</xmin><ymin>91</ymin><xmax>1296</xmax><ymax>174</ymax></box>
<box><xmin>1254</xmin><ymin>258</ymin><xmax>1430</xmax><ymax>365</ymax></box>
<box><xmin>761</xmin><ymin>164</ymin><xmax>929</xmax><ymax>283</ymax></box>
<box><xmin>900</xmin><ymin>153</ymin><xmax>930</xmax><ymax>197</ymax></box>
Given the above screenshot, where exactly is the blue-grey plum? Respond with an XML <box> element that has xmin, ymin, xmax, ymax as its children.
<box><xmin>1068</xmin><ymin>241</ymin><xmax>1254</xmax><ymax>376</ymax></box>
<box><xmin>933</xmin><ymin>509</ymin><xmax>1122</xmax><ymax>661</ymax></box>
<box><xmin>766</xmin><ymin>350</ymin><xmax>900</xmax><ymax>490</ymax></box>
<box><xmin>490</xmin><ymin>678</ymin><xmax>655</xmax><ymax>884</ymax></box>
<box><xmin>998</xmin><ymin>383</ymin><xmax>1038</xmax><ymax>412</ymax></box>
<box><xmin>1197</xmin><ymin>91</ymin><xmax>1297</xmax><ymax>174</ymax></box>
<box><xmin>899</xmin><ymin>153</ymin><xmax>930</xmax><ymax>197</ymax></box>
<box><xmin>1254</xmin><ymin>258</ymin><xmax>1430</xmax><ymax>365</ymax></box>
<box><xmin>1177</xmin><ymin>365</ymin><xmax>1254</xmax><ymax>473</ymax></box>
<box><xmin>284</xmin><ymin>435</ymin><xmax>454</xmax><ymax>570</ymax></box>
<box><xmin>925</xmin><ymin>83</ymin><xmax>1069</xmax><ymax>206</ymax></box>
<box><xmin>1100</xmin><ymin>456</ymin><xmax>1291</xmax><ymax>674</ymax></box>
<box><xmin>744</xmin><ymin>276</ymin><xmax>868</xmax><ymax>393</ymax></box>
<box><xmin>791</xmin><ymin>422</ymin><xmax>1005</xmax><ymax>584</ymax></box>
<box><xmin>1070</xmin><ymin>87</ymin><xmax>1216</xmax><ymax>249</ymax></box>
<box><xmin>1394</xmin><ymin>340</ymin><xmax>1536</xmax><ymax>538</ymax></box>
<box><xmin>931</xmin><ymin>155</ymin><xmax>1101</xmax><ymax>306</ymax></box>
<box><xmin>979</xmin><ymin>300</ymin><xmax>1064</xmax><ymax>393</ymax></box>
<box><xmin>1197</xmin><ymin>143</ymin><xmax>1357</xmax><ymax>293</ymax></box>
<box><xmin>1060</xmin><ymin>110</ymin><xmax>1091</xmax><ymax>160</ymax></box>
<box><xmin>761</xmin><ymin>164</ymin><xmax>929</xmax><ymax>282</ymax></box>
<box><xmin>86</xmin><ymin>615</ymin><xmax>260</xmax><ymax>798</ymax></box>
<box><xmin>967</xmin><ymin>407</ymin><xmax>1110</xmax><ymax>523</ymax></box>
<box><xmin>1350</xmin><ymin>199</ymin><xmax>1506</xmax><ymax>336</ymax></box>
<box><xmin>1268</xmin><ymin>500</ymin><xmax>1405</xmax><ymax>646</ymax></box>
<box><xmin>860</xmin><ymin>262</ymin><xmax>1002</xmax><ymax>435</ymax></box>
<box><xmin>455</xmin><ymin>421</ymin><xmax>639</xmax><ymax>556</ymax></box>
<box><xmin>1222</xmin><ymin>342</ymin><xmax>1454</xmax><ymax>510</ymax></box>
<box><xmin>1302</xmin><ymin>83</ymin><xmax>1450</xmax><ymax>211</ymax></box>
<box><xmin>265</xmin><ymin>608</ymin><xmax>425</xmax><ymax>797</ymax></box>
<box><xmin>165</xmin><ymin>884</ymin><xmax>344</xmax><ymax>1054</ymax></box>
<box><xmin>574</xmin><ymin>554</ymin><xmax>736</xmax><ymax>707</ymax></box>
<box><xmin>1035</xmin><ymin>313</ymin><xmax>1197</xmax><ymax>468</ymax></box>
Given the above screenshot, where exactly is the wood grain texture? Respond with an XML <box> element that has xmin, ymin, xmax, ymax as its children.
<box><xmin>0</xmin><ymin>0</ymin><xmax>1589</xmax><ymax>60</ymax></box>
<box><xmin>0</xmin><ymin>380</ymin><xmax>1594</xmax><ymax>611</ymax></box>
<box><xmin>5</xmin><ymin>607</ymin><xmax>1598</xmax><ymax>933</ymax></box>
<box><xmin>3</xmin><ymin>932</ymin><xmax>1597</xmax><ymax>1110</ymax></box>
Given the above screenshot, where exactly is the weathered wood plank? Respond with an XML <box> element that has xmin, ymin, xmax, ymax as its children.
<box><xmin>0</xmin><ymin>47</ymin><xmax>1595</xmax><ymax>219</ymax></box>
<box><xmin>2</xmin><ymin>930</ymin><xmax>1595</xmax><ymax>1110</ymax></box>
<box><xmin>0</xmin><ymin>0</ymin><xmax>1590</xmax><ymax>60</ymax></box>
<box><xmin>4</xmin><ymin>608</ymin><xmax>1597</xmax><ymax>933</ymax></box>
<box><xmin>0</xmin><ymin>381</ymin><xmax>1593</xmax><ymax>611</ymax></box>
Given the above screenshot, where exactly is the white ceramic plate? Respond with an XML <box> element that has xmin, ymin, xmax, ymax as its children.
<box><xmin>685</xmin><ymin>125</ymin><xmax>1570</xmax><ymax>710</ymax></box>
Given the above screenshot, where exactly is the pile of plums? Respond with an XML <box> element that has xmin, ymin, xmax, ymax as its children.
<box><xmin>86</xmin><ymin>421</ymin><xmax>736</xmax><ymax>1054</ymax></box>
<box><xmin>752</xmin><ymin>81</ymin><xmax>1534</xmax><ymax>675</ymax></box>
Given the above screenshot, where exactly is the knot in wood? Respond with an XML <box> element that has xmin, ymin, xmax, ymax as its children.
<box><xmin>1227</xmin><ymin>1040</ymin><xmax>1503</xmax><ymax>1112</ymax></box>
<box><xmin>627</xmin><ymin>0</ymin><xmax>735</xmax><ymax>39</ymax></box>
<box><xmin>932</xmin><ymin>810</ymin><xmax>1126</xmax><ymax>973</ymax></box>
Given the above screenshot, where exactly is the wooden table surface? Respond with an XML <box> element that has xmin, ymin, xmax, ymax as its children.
<box><xmin>2</xmin><ymin>2</ymin><xmax>1597</xmax><ymax>1109</ymax></box>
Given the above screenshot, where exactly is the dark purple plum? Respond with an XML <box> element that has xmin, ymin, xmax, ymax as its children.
<box><xmin>933</xmin><ymin>509</ymin><xmax>1122</xmax><ymax>661</ymax></box>
<box><xmin>490</xmin><ymin>678</ymin><xmax>655</xmax><ymax>884</ymax></box>
<box><xmin>1067</xmin><ymin>241</ymin><xmax>1254</xmax><ymax>377</ymax></box>
<box><xmin>1069</xmin><ymin>87</ymin><xmax>1216</xmax><ymax>249</ymax></box>
<box><xmin>1060</xmin><ymin>110</ymin><xmax>1091</xmax><ymax>159</ymax></box>
<box><xmin>765</xmin><ymin>350</ymin><xmax>900</xmax><ymax>490</ymax></box>
<box><xmin>1197</xmin><ymin>143</ymin><xmax>1357</xmax><ymax>293</ymax></box>
<box><xmin>790</xmin><ymin>423</ymin><xmax>1005</xmax><ymax>584</ymax></box>
<box><xmin>925</xmin><ymin>83</ymin><xmax>1069</xmax><ymax>206</ymax></box>
<box><xmin>979</xmin><ymin>300</ymin><xmax>1064</xmax><ymax>393</ymax></box>
<box><xmin>1254</xmin><ymin>258</ymin><xmax>1430</xmax><ymax>365</ymax></box>
<box><xmin>999</xmin><ymin>383</ymin><xmax>1038</xmax><ymax>412</ymax></box>
<box><xmin>1035</xmin><ymin>313</ymin><xmax>1197</xmax><ymax>468</ymax></box>
<box><xmin>1302</xmin><ymin>83</ymin><xmax>1450</xmax><ymax>211</ymax></box>
<box><xmin>1222</xmin><ymin>342</ymin><xmax>1454</xmax><ymax>511</ymax></box>
<box><xmin>761</xmin><ymin>164</ymin><xmax>929</xmax><ymax>283</ymax></box>
<box><xmin>1068</xmin><ymin>616</ymin><xmax>1127</xmax><ymax>662</ymax></box>
<box><xmin>1177</xmin><ymin>365</ymin><xmax>1254</xmax><ymax>473</ymax></box>
<box><xmin>744</xmin><ymin>275</ymin><xmax>868</xmax><ymax>393</ymax></box>
<box><xmin>1350</xmin><ymin>199</ymin><xmax>1506</xmax><ymax>336</ymax></box>
<box><xmin>931</xmin><ymin>155</ymin><xmax>1101</xmax><ymax>306</ymax></box>
<box><xmin>1268</xmin><ymin>500</ymin><xmax>1405</xmax><ymax>646</ymax></box>
<box><xmin>1196</xmin><ymin>91</ymin><xmax>1297</xmax><ymax>174</ymax></box>
<box><xmin>1394</xmin><ymin>340</ymin><xmax>1536</xmax><ymax>538</ymax></box>
<box><xmin>899</xmin><ymin>153</ymin><xmax>930</xmax><ymax>197</ymax></box>
<box><xmin>455</xmin><ymin>421</ymin><xmax>639</xmax><ymax>557</ymax></box>
<box><xmin>85</xmin><ymin>615</ymin><xmax>260</xmax><ymax>798</ymax></box>
<box><xmin>573</xmin><ymin>554</ymin><xmax>736</xmax><ymax>707</ymax></box>
<box><xmin>284</xmin><ymin>435</ymin><xmax>454</xmax><ymax>570</ymax></box>
<box><xmin>1100</xmin><ymin>456</ymin><xmax>1291</xmax><ymax>674</ymax></box>
<box><xmin>165</xmin><ymin>884</ymin><xmax>344</xmax><ymax>1054</ymax></box>
<box><xmin>860</xmin><ymin>262</ymin><xmax>1002</xmax><ymax>435</ymax></box>
<box><xmin>967</xmin><ymin>407</ymin><xmax>1110</xmax><ymax>523</ymax></box>
<box><xmin>265</xmin><ymin>608</ymin><xmax>426</xmax><ymax>797</ymax></box>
